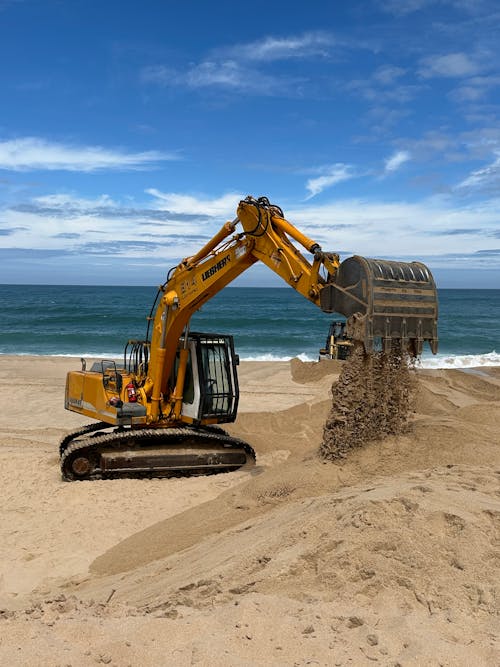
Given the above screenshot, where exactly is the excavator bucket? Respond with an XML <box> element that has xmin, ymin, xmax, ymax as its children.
<box><xmin>320</xmin><ymin>256</ymin><xmax>438</xmax><ymax>356</ymax></box>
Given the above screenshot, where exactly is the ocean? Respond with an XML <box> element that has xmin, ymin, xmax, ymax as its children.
<box><xmin>0</xmin><ymin>285</ymin><xmax>499</xmax><ymax>369</ymax></box>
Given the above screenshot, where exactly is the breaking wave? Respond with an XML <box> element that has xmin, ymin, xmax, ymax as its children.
<box><xmin>418</xmin><ymin>351</ymin><xmax>500</xmax><ymax>369</ymax></box>
<box><xmin>241</xmin><ymin>351</ymin><xmax>500</xmax><ymax>369</ymax></box>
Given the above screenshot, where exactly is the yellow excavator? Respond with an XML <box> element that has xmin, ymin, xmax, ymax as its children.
<box><xmin>60</xmin><ymin>196</ymin><xmax>438</xmax><ymax>480</ymax></box>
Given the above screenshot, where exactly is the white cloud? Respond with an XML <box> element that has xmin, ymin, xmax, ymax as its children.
<box><xmin>141</xmin><ymin>60</ymin><xmax>288</xmax><ymax>95</ymax></box>
<box><xmin>451</xmin><ymin>85</ymin><xmax>485</xmax><ymax>102</ymax></box>
<box><xmin>379</xmin><ymin>0</ymin><xmax>433</xmax><ymax>15</ymax></box>
<box><xmin>286</xmin><ymin>195</ymin><xmax>500</xmax><ymax>261</ymax></box>
<box><xmin>225</xmin><ymin>32</ymin><xmax>333</xmax><ymax>62</ymax></box>
<box><xmin>141</xmin><ymin>62</ymin><xmax>245</xmax><ymax>89</ymax></box>
<box><xmin>0</xmin><ymin>191</ymin><xmax>210</xmax><ymax>259</ymax></box>
<box><xmin>457</xmin><ymin>153</ymin><xmax>500</xmax><ymax>190</ymax></box>
<box><xmin>384</xmin><ymin>150</ymin><xmax>411</xmax><ymax>173</ymax></box>
<box><xmin>0</xmin><ymin>137</ymin><xmax>176</xmax><ymax>172</ymax></box>
<box><xmin>418</xmin><ymin>52</ymin><xmax>481</xmax><ymax>78</ymax></box>
<box><xmin>146</xmin><ymin>190</ymin><xmax>243</xmax><ymax>217</ymax></box>
<box><xmin>141</xmin><ymin>31</ymin><xmax>333</xmax><ymax>95</ymax></box>
<box><xmin>450</xmin><ymin>74</ymin><xmax>500</xmax><ymax>103</ymax></box>
<box><xmin>372</xmin><ymin>65</ymin><xmax>406</xmax><ymax>86</ymax></box>
<box><xmin>347</xmin><ymin>77</ymin><xmax>421</xmax><ymax>105</ymax></box>
<box><xmin>189</xmin><ymin>61</ymin><xmax>241</xmax><ymax>87</ymax></box>
<box><xmin>3</xmin><ymin>190</ymin><xmax>500</xmax><ymax>275</ymax></box>
<box><xmin>33</xmin><ymin>193</ymin><xmax>116</xmax><ymax>209</ymax></box>
<box><xmin>305</xmin><ymin>164</ymin><xmax>354</xmax><ymax>199</ymax></box>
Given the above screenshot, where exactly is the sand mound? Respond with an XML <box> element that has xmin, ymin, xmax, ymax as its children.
<box><xmin>226</xmin><ymin>399</ymin><xmax>331</xmax><ymax>459</ymax></box>
<box><xmin>162</xmin><ymin>468</ymin><xmax>496</xmax><ymax>609</ymax></box>
<box><xmin>87</xmin><ymin>358</ymin><xmax>500</xmax><ymax>581</ymax></box>
<box><xmin>57</xmin><ymin>465</ymin><xmax>500</xmax><ymax>666</ymax></box>
<box><xmin>290</xmin><ymin>356</ymin><xmax>342</xmax><ymax>383</ymax></box>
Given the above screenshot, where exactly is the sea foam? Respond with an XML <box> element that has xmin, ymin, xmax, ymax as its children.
<box><xmin>241</xmin><ymin>351</ymin><xmax>500</xmax><ymax>369</ymax></box>
<box><xmin>7</xmin><ymin>350</ymin><xmax>500</xmax><ymax>370</ymax></box>
<box><xmin>418</xmin><ymin>351</ymin><xmax>500</xmax><ymax>369</ymax></box>
<box><xmin>239</xmin><ymin>352</ymin><xmax>313</xmax><ymax>362</ymax></box>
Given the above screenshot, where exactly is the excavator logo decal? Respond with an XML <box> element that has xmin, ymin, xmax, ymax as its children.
<box><xmin>180</xmin><ymin>276</ymin><xmax>198</xmax><ymax>296</ymax></box>
<box><xmin>201</xmin><ymin>253</ymin><xmax>231</xmax><ymax>282</ymax></box>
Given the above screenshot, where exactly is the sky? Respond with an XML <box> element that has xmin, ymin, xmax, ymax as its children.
<box><xmin>1</xmin><ymin>0</ymin><xmax>500</xmax><ymax>287</ymax></box>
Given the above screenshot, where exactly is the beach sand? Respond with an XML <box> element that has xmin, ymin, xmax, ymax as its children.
<box><xmin>0</xmin><ymin>355</ymin><xmax>498</xmax><ymax>665</ymax></box>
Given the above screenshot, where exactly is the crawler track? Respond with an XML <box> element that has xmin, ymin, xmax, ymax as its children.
<box><xmin>59</xmin><ymin>424</ymin><xmax>255</xmax><ymax>481</ymax></box>
<box><xmin>59</xmin><ymin>421</ymin><xmax>111</xmax><ymax>457</ymax></box>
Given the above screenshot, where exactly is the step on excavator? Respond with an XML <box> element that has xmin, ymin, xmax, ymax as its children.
<box><xmin>61</xmin><ymin>196</ymin><xmax>438</xmax><ymax>481</ymax></box>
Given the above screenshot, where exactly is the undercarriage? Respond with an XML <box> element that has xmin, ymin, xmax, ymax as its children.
<box><xmin>59</xmin><ymin>423</ymin><xmax>255</xmax><ymax>481</ymax></box>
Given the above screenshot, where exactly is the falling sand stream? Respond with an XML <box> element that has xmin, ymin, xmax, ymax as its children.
<box><xmin>320</xmin><ymin>341</ymin><xmax>416</xmax><ymax>460</ymax></box>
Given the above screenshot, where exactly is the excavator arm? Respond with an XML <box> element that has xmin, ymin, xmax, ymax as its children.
<box><xmin>146</xmin><ymin>195</ymin><xmax>438</xmax><ymax>420</ymax></box>
<box><xmin>146</xmin><ymin>196</ymin><xmax>344</xmax><ymax>418</ymax></box>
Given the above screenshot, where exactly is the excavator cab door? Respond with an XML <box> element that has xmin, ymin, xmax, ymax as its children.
<box><xmin>177</xmin><ymin>333</ymin><xmax>240</xmax><ymax>424</ymax></box>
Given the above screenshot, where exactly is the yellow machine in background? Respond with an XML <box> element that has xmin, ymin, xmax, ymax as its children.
<box><xmin>61</xmin><ymin>196</ymin><xmax>438</xmax><ymax>480</ymax></box>
<box><xmin>319</xmin><ymin>321</ymin><xmax>353</xmax><ymax>360</ymax></box>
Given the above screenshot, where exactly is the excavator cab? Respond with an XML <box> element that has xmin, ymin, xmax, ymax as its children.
<box><xmin>173</xmin><ymin>332</ymin><xmax>239</xmax><ymax>424</ymax></box>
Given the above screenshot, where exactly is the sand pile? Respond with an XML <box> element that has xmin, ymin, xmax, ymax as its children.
<box><xmin>0</xmin><ymin>356</ymin><xmax>498</xmax><ymax>665</ymax></box>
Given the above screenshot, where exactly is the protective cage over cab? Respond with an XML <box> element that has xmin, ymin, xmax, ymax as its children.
<box><xmin>174</xmin><ymin>332</ymin><xmax>240</xmax><ymax>424</ymax></box>
<box><xmin>320</xmin><ymin>256</ymin><xmax>439</xmax><ymax>355</ymax></box>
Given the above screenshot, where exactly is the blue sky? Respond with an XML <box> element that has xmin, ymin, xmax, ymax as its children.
<box><xmin>1</xmin><ymin>0</ymin><xmax>500</xmax><ymax>287</ymax></box>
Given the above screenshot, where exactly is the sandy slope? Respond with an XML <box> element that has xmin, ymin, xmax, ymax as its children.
<box><xmin>0</xmin><ymin>356</ymin><xmax>498</xmax><ymax>666</ymax></box>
